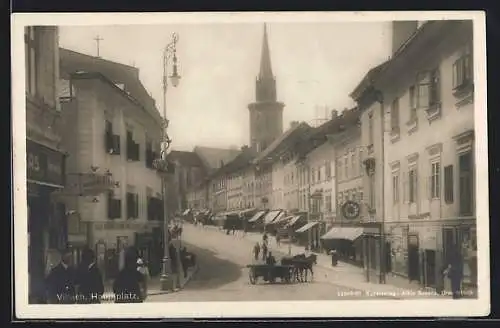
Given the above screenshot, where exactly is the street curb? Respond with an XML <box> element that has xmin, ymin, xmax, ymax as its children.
<box><xmin>147</xmin><ymin>264</ymin><xmax>199</xmax><ymax>296</ymax></box>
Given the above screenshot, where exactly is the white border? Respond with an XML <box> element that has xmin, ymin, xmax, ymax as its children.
<box><xmin>12</xmin><ymin>11</ymin><xmax>489</xmax><ymax>318</ymax></box>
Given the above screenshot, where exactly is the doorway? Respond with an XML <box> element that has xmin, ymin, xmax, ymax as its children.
<box><xmin>424</xmin><ymin>249</ymin><xmax>436</xmax><ymax>287</ymax></box>
<box><xmin>407</xmin><ymin>234</ymin><xmax>420</xmax><ymax>282</ymax></box>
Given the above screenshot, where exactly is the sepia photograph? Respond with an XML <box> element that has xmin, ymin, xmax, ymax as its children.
<box><xmin>12</xmin><ymin>11</ymin><xmax>488</xmax><ymax>318</ymax></box>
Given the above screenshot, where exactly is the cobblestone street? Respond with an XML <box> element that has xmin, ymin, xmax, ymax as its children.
<box><xmin>147</xmin><ymin>224</ymin><xmax>452</xmax><ymax>302</ymax></box>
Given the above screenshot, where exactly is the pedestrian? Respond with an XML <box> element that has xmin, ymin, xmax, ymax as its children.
<box><xmin>253</xmin><ymin>242</ymin><xmax>260</xmax><ymax>261</ymax></box>
<box><xmin>45</xmin><ymin>249</ymin><xmax>76</xmax><ymax>304</ymax></box>
<box><xmin>262</xmin><ymin>243</ymin><xmax>268</xmax><ymax>261</ymax></box>
<box><xmin>442</xmin><ymin>248</ymin><xmax>464</xmax><ymax>299</ymax></box>
<box><xmin>136</xmin><ymin>258</ymin><xmax>150</xmax><ymax>299</ymax></box>
<box><xmin>276</xmin><ymin>234</ymin><xmax>281</xmax><ymax>247</ymax></box>
<box><xmin>113</xmin><ymin>248</ymin><xmax>146</xmax><ymax>303</ymax></box>
<box><xmin>75</xmin><ymin>248</ymin><xmax>104</xmax><ymax>304</ymax></box>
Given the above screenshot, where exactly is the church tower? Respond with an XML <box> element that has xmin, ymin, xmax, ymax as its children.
<box><xmin>248</xmin><ymin>24</ymin><xmax>285</xmax><ymax>153</ymax></box>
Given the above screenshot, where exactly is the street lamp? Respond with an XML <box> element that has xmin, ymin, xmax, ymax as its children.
<box><xmin>158</xmin><ymin>32</ymin><xmax>181</xmax><ymax>291</ymax></box>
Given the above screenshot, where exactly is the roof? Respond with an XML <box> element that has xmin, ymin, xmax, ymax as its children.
<box><xmin>166</xmin><ymin>150</ymin><xmax>204</xmax><ymax>168</ymax></box>
<box><xmin>259</xmin><ymin>23</ymin><xmax>273</xmax><ymax>79</ymax></box>
<box><xmin>212</xmin><ymin>147</ymin><xmax>256</xmax><ymax>177</ymax></box>
<box><xmin>59</xmin><ymin>48</ymin><xmax>161</xmax><ymax>123</ymax></box>
<box><xmin>254</xmin><ymin>122</ymin><xmax>312</xmax><ymax>164</ymax></box>
<box><xmin>296</xmin><ymin>107</ymin><xmax>361</xmax><ymax>160</ymax></box>
<box><xmin>349</xmin><ymin>60</ymin><xmax>391</xmax><ymax>101</ymax></box>
<box><xmin>194</xmin><ymin>146</ymin><xmax>241</xmax><ymax>172</ymax></box>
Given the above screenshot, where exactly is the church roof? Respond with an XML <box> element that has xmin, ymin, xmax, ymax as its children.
<box><xmin>259</xmin><ymin>23</ymin><xmax>274</xmax><ymax>79</ymax></box>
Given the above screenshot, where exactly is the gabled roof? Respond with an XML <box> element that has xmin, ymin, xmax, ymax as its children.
<box><xmin>296</xmin><ymin>107</ymin><xmax>361</xmax><ymax>160</ymax></box>
<box><xmin>254</xmin><ymin>122</ymin><xmax>312</xmax><ymax>164</ymax></box>
<box><xmin>349</xmin><ymin>60</ymin><xmax>391</xmax><ymax>102</ymax></box>
<box><xmin>166</xmin><ymin>150</ymin><xmax>204</xmax><ymax>168</ymax></box>
<box><xmin>59</xmin><ymin>48</ymin><xmax>161</xmax><ymax>123</ymax></box>
<box><xmin>193</xmin><ymin>146</ymin><xmax>241</xmax><ymax>172</ymax></box>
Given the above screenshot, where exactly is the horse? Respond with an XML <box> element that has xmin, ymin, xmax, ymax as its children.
<box><xmin>291</xmin><ymin>253</ymin><xmax>317</xmax><ymax>282</ymax></box>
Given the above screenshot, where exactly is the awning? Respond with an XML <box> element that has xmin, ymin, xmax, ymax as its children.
<box><xmin>248</xmin><ymin>210</ymin><xmax>266</xmax><ymax>223</ymax></box>
<box><xmin>273</xmin><ymin>214</ymin><xmax>293</xmax><ymax>225</ymax></box>
<box><xmin>263</xmin><ymin>210</ymin><xmax>283</xmax><ymax>225</ymax></box>
<box><xmin>295</xmin><ymin>221</ymin><xmax>319</xmax><ymax>233</ymax></box>
<box><xmin>320</xmin><ymin>227</ymin><xmax>364</xmax><ymax>241</ymax></box>
<box><xmin>182</xmin><ymin>209</ymin><xmax>191</xmax><ymax>216</ymax></box>
<box><xmin>239</xmin><ymin>208</ymin><xmax>256</xmax><ymax>216</ymax></box>
<box><xmin>286</xmin><ymin>215</ymin><xmax>303</xmax><ymax>227</ymax></box>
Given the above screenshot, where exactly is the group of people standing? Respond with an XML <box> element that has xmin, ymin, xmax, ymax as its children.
<box><xmin>45</xmin><ymin>247</ymin><xmax>151</xmax><ymax>304</ymax></box>
<box><xmin>252</xmin><ymin>232</ymin><xmax>276</xmax><ymax>265</ymax></box>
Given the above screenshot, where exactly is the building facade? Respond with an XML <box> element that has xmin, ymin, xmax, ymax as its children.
<box><xmin>351</xmin><ymin>20</ymin><xmax>477</xmax><ymax>289</ymax></box>
<box><xmin>59</xmin><ymin>50</ymin><xmax>165</xmax><ymax>277</ymax></box>
<box><xmin>25</xmin><ymin>26</ymin><xmax>68</xmax><ymax>303</ymax></box>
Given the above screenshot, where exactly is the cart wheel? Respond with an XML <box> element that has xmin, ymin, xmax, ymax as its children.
<box><xmin>249</xmin><ymin>269</ymin><xmax>257</xmax><ymax>285</ymax></box>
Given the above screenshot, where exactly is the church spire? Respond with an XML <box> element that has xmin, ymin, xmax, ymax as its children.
<box><xmin>259</xmin><ymin>23</ymin><xmax>273</xmax><ymax>79</ymax></box>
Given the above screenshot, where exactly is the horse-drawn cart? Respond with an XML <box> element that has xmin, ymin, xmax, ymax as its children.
<box><xmin>246</xmin><ymin>264</ymin><xmax>295</xmax><ymax>284</ymax></box>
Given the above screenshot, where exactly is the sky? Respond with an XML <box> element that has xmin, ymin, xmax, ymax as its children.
<box><xmin>59</xmin><ymin>22</ymin><xmax>392</xmax><ymax>151</ymax></box>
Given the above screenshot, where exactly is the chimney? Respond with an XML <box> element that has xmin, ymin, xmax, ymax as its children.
<box><xmin>290</xmin><ymin>121</ymin><xmax>300</xmax><ymax>129</ymax></box>
<box><xmin>331</xmin><ymin>109</ymin><xmax>338</xmax><ymax>120</ymax></box>
<box><xmin>391</xmin><ymin>21</ymin><xmax>418</xmax><ymax>55</ymax></box>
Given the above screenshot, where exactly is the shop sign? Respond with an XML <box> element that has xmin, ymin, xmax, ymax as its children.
<box><xmin>27</xmin><ymin>140</ymin><xmax>65</xmax><ymax>187</ymax></box>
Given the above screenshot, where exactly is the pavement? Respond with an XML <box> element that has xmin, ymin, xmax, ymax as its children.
<box><xmin>147</xmin><ymin>223</ymin><xmax>475</xmax><ymax>302</ymax></box>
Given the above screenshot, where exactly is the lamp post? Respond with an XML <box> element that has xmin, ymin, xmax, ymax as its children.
<box><xmin>159</xmin><ymin>32</ymin><xmax>181</xmax><ymax>291</ymax></box>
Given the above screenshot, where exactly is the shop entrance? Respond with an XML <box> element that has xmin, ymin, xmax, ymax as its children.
<box><xmin>407</xmin><ymin>234</ymin><xmax>420</xmax><ymax>282</ymax></box>
<box><xmin>424</xmin><ymin>249</ymin><xmax>436</xmax><ymax>287</ymax></box>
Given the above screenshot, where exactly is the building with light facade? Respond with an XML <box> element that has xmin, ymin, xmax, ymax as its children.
<box><xmin>351</xmin><ymin>20</ymin><xmax>477</xmax><ymax>290</ymax></box>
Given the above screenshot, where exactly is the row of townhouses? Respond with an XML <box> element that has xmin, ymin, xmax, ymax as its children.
<box><xmin>182</xmin><ymin>20</ymin><xmax>477</xmax><ymax>292</ymax></box>
<box><xmin>24</xmin><ymin>27</ymin><xmax>176</xmax><ymax>303</ymax></box>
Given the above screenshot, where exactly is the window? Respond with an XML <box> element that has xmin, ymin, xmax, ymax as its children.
<box><xmin>368</xmin><ymin>113</ymin><xmax>374</xmax><ymax>146</ymax></box>
<box><xmin>107</xmin><ymin>192</ymin><xmax>122</xmax><ymax>219</ymax></box>
<box><xmin>325</xmin><ymin>195</ymin><xmax>332</xmax><ymax>212</ymax></box>
<box><xmin>431</xmin><ymin>161</ymin><xmax>441</xmax><ymax>199</ymax></box>
<box><xmin>317</xmin><ymin>166</ymin><xmax>321</xmax><ymax>181</ymax></box>
<box><xmin>408</xmin><ymin>168</ymin><xmax>417</xmax><ymax>203</ymax></box>
<box><xmin>409</xmin><ymin>86</ymin><xmax>417</xmax><ymax>120</ymax></box>
<box><xmin>391</xmin><ymin>98</ymin><xmax>400</xmax><ymax>134</ymax></box>
<box><xmin>459</xmin><ymin>152</ymin><xmax>473</xmax><ymax>216</ymax></box>
<box><xmin>337</xmin><ymin>159</ymin><xmax>343</xmax><ymax>180</ymax></box>
<box><xmin>145</xmin><ymin>138</ymin><xmax>155</xmax><ymax>168</ymax></box>
<box><xmin>325</xmin><ymin>161</ymin><xmax>331</xmax><ymax>178</ymax></box>
<box><xmin>453</xmin><ymin>46</ymin><xmax>473</xmax><ymax>90</ymax></box>
<box><xmin>126</xmin><ymin>130</ymin><xmax>140</xmax><ymax>161</ymax></box>
<box><xmin>417</xmin><ymin>69</ymin><xmax>441</xmax><ymax>109</ymax></box>
<box><xmin>444</xmin><ymin>165</ymin><xmax>454</xmax><ymax>204</ymax></box>
<box><xmin>311</xmin><ymin>168</ymin><xmax>315</xmax><ymax>184</ymax></box>
<box><xmin>392</xmin><ymin>173</ymin><xmax>400</xmax><ymax>204</ymax></box>
<box><xmin>24</xmin><ymin>27</ymin><xmax>37</xmax><ymax>96</ymax></box>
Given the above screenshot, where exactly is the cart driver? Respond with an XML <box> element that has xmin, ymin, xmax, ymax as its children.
<box><xmin>266</xmin><ymin>252</ymin><xmax>276</xmax><ymax>266</ymax></box>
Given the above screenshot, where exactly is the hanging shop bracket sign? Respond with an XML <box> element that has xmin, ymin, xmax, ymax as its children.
<box><xmin>27</xmin><ymin>140</ymin><xmax>65</xmax><ymax>187</ymax></box>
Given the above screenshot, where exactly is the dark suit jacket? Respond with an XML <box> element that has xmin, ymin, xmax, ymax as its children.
<box><xmin>76</xmin><ymin>263</ymin><xmax>104</xmax><ymax>303</ymax></box>
<box><xmin>46</xmin><ymin>263</ymin><xmax>76</xmax><ymax>304</ymax></box>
